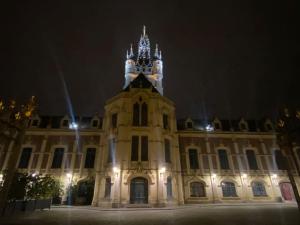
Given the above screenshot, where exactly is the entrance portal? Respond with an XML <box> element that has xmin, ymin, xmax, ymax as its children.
<box><xmin>280</xmin><ymin>182</ymin><xmax>295</xmax><ymax>201</ymax></box>
<box><xmin>130</xmin><ymin>177</ymin><xmax>148</xmax><ymax>204</ymax></box>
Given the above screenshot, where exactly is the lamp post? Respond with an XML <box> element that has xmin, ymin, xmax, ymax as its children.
<box><xmin>0</xmin><ymin>96</ymin><xmax>37</xmax><ymax>215</ymax></box>
<box><xmin>276</xmin><ymin>108</ymin><xmax>300</xmax><ymax>211</ymax></box>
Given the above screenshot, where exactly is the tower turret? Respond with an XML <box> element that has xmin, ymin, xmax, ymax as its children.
<box><xmin>123</xmin><ymin>26</ymin><xmax>164</xmax><ymax>95</ymax></box>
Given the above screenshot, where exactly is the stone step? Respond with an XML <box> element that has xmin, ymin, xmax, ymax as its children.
<box><xmin>126</xmin><ymin>204</ymin><xmax>152</xmax><ymax>208</ymax></box>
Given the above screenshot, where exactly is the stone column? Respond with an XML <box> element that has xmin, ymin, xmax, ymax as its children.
<box><xmin>36</xmin><ymin>136</ymin><xmax>47</xmax><ymax>172</ymax></box>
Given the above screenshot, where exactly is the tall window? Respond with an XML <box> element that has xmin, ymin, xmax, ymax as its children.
<box><xmin>221</xmin><ymin>182</ymin><xmax>237</xmax><ymax>197</ymax></box>
<box><xmin>131</xmin><ymin>136</ymin><xmax>139</xmax><ymax>161</ymax></box>
<box><xmin>85</xmin><ymin>148</ymin><xmax>96</xmax><ymax>168</ymax></box>
<box><xmin>18</xmin><ymin>148</ymin><xmax>32</xmax><ymax>168</ymax></box>
<box><xmin>104</xmin><ymin>177</ymin><xmax>111</xmax><ymax>198</ymax></box>
<box><xmin>246</xmin><ymin>150</ymin><xmax>259</xmax><ymax>170</ymax></box>
<box><xmin>252</xmin><ymin>182</ymin><xmax>267</xmax><ymax>197</ymax></box>
<box><xmin>189</xmin><ymin>149</ymin><xmax>199</xmax><ymax>169</ymax></box>
<box><xmin>133</xmin><ymin>103</ymin><xmax>140</xmax><ymax>126</ymax></box>
<box><xmin>111</xmin><ymin>113</ymin><xmax>118</xmax><ymax>128</ymax></box>
<box><xmin>190</xmin><ymin>182</ymin><xmax>206</xmax><ymax>197</ymax></box>
<box><xmin>51</xmin><ymin>148</ymin><xmax>64</xmax><ymax>168</ymax></box>
<box><xmin>167</xmin><ymin>176</ymin><xmax>172</xmax><ymax>199</ymax></box>
<box><xmin>131</xmin><ymin>136</ymin><xmax>148</xmax><ymax>161</ymax></box>
<box><xmin>141</xmin><ymin>136</ymin><xmax>148</xmax><ymax>161</ymax></box>
<box><xmin>132</xmin><ymin>102</ymin><xmax>148</xmax><ymax>126</ymax></box>
<box><xmin>165</xmin><ymin>139</ymin><xmax>171</xmax><ymax>163</ymax></box>
<box><xmin>275</xmin><ymin>150</ymin><xmax>286</xmax><ymax>170</ymax></box>
<box><xmin>218</xmin><ymin>149</ymin><xmax>230</xmax><ymax>170</ymax></box>
<box><xmin>141</xmin><ymin>103</ymin><xmax>148</xmax><ymax>126</ymax></box>
<box><xmin>163</xmin><ymin>114</ymin><xmax>169</xmax><ymax>129</ymax></box>
<box><xmin>107</xmin><ymin>139</ymin><xmax>115</xmax><ymax>163</ymax></box>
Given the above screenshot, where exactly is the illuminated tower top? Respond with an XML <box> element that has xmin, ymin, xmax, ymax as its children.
<box><xmin>124</xmin><ymin>26</ymin><xmax>164</xmax><ymax>95</ymax></box>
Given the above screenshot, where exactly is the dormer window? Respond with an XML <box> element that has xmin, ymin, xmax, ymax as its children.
<box><xmin>240</xmin><ymin>123</ymin><xmax>247</xmax><ymax>130</ymax></box>
<box><xmin>264</xmin><ymin>120</ymin><xmax>273</xmax><ymax>131</ymax></box>
<box><xmin>187</xmin><ymin>122</ymin><xmax>193</xmax><ymax>129</ymax></box>
<box><xmin>62</xmin><ymin>119</ymin><xmax>69</xmax><ymax>127</ymax></box>
<box><xmin>92</xmin><ymin>120</ymin><xmax>99</xmax><ymax>128</ymax></box>
<box><xmin>32</xmin><ymin>119</ymin><xmax>39</xmax><ymax>127</ymax></box>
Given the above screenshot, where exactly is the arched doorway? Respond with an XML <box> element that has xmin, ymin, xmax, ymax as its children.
<box><xmin>130</xmin><ymin>177</ymin><xmax>148</xmax><ymax>204</ymax></box>
<box><xmin>280</xmin><ymin>182</ymin><xmax>295</xmax><ymax>201</ymax></box>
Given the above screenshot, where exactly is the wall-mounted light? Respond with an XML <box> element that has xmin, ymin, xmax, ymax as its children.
<box><xmin>69</xmin><ymin>122</ymin><xmax>78</xmax><ymax>130</ymax></box>
<box><xmin>0</xmin><ymin>173</ymin><xmax>3</xmax><ymax>183</ymax></box>
<box><xmin>205</xmin><ymin>124</ymin><xmax>214</xmax><ymax>132</ymax></box>
<box><xmin>242</xmin><ymin>173</ymin><xmax>247</xmax><ymax>179</ymax></box>
<box><xmin>211</xmin><ymin>173</ymin><xmax>216</xmax><ymax>181</ymax></box>
<box><xmin>113</xmin><ymin>167</ymin><xmax>119</xmax><ymax>177</ymax></box>
<box><xmin>159</xmin><ymin>167</ymin><xmax>166</xmax><ymax>176</ymax></box>
<box><xmin>271</xmin><ymin>174</ymin><xmax>277</xmax><ymax>179</ymax></box>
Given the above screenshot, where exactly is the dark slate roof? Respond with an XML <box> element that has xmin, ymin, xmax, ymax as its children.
<box><xmin>123</xmin><ymin>73</ymin><xmax>159</xmax><ymax>93</ymax></box>
<box><xmin>177</xmin><ymin>118</ymin><xmax>276</xmax><ymax>133</ymax></box>
<box><xmin>29</xmin><ymin>116</ymin><xmax>102</xmax><ymax>129</ymax></box>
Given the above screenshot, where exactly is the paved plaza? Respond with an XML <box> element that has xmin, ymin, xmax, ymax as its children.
<box><xmin>1</xmin><ymin>204</ymin><xmax>300</xmax><ymax>225</ymax></box>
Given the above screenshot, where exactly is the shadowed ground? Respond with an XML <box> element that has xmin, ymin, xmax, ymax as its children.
<box><xmin>1</xmin><ymin>204</ymin><xmax>300</xmax><ymax>225</ymax></box>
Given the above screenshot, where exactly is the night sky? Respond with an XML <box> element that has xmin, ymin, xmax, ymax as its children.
<box><xmin>0</xmin><ymin>0</ymin><xmax>299</xmax><ymax>119</ymax></box>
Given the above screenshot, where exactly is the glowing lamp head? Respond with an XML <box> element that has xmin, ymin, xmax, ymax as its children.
<box><xmin>66</xmin><ymin>173</ymin><xmax>72</xmax><ymax>179</ymax></box>
<box><xmin>212</xmin><ymin>173</ymin><xmax>216</xmax><ymax>179</ymax></box>
<box><xmin>0</xmin><ymin>174</ymin><xmax>3</xmax><ymax>181</ymax></box>
<box><xmin>242</xmin><ymin>173</ymin><xmax>247</xmax><ymax>179</ymax></box>
<box><xmin>205</xmin><ymin>124</ymin><xmax>214</xmax><ymax>132</ymax></box>
<box><xmin>160</xmin><ymin>167</ymin><xmax>166</xmax><ymax>173</ymax></box>
<box><xmin>113</xmin><ymin>167</ymin><xmax>119</xmax><ymax>173</ymax></box>
<box><xmin>272</xmin><ymin>174</ymin><xmax>277</xmax><ymax>179</ymax></box>
<box><xmin>69</xmin><ymin>122</ymin><xmax>78</xmax><ymax>130</ymax></box>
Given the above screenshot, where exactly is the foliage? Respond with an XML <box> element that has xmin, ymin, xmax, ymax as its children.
<box><xmin>8</xmin><ymin>173</ymin><xmax>63</xmax><ymax>200</ymax></box>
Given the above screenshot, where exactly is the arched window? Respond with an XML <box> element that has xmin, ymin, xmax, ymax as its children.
<box><xmin>246</xmin><ymin>150</ymin><xmax>258</xmax><ymax>170</ymax></box>
<box><xmin>167</xmin><ymin>176</ymin><xmax>172</xmax><ymax>199</ymax></box>
<box><xmin>133</xmin><ymin>103</ymin><xmax>140</xmax><ymax>126</ymax></box>
<box><xmin>274</xmin><ymin>150</ymin><xmax>287</xmax><ymax>170</ymax></box>
<box><xmin>190</xmin><ymin>182</ymin><xmax>206</xmax><ymax>197</ymax></box>
<box><xmin>221</xmin><ymin>181</ymin><xmax>237</xmax><ymax>197</ymax></box>
<box><xmin>218</xmin><ymin>149</ymin><xmax>230</xmax><ymax>170</ymax></box>
<box><xmin>141</xmin><ymin>102</ymin><xmax>148</xmax><ymax>126</ymax></box>
<box><xmin>252</xmin><ymin>182</ymin><xmax>267</xmax><ymax>197</ymax></box>
<box><xmin>132</xmin><ymin>102</ymin><xmax>148</xmax><ymax>126</ymax></box>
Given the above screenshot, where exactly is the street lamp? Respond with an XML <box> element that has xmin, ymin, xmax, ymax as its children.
<box><xmin>277</xmin><ymin>107</ymin><xmax>300</xmax><ymax>211</ymax></box>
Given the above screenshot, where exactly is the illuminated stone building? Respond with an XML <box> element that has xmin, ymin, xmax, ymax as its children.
<box><xmin>0</xmin><ymin>27</ymin><xmax>299</xmax><ymax>207</ymax></box>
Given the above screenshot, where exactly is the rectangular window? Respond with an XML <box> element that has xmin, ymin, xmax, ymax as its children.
<box><xmin>104</xmin><ymin>177</ymin><xmax>111</xmax><ymax>198</ymax></box>
<box><xmin>107</xmin><ymin>139</ymin><xmax>115</xmax><ymax>163</ymax></box>
<box><xmin>163</xmin><ymin>114</ymin><xmax>169</xmax><ymax>129</ymax></box>
<box><xmin>84</xmin><ymin>148</ymin><xmax>96</xmax><ymax>168</ymax></box>
<box><xmin>18</xmin><ymin>148</ymin><xmax>32</xmax><ymax>168</ymax></box>
<box><xmin>246</xmin><ymin>150</ymin><xmax>259</xmax><ymax>170</ymax></box>
<box><xmin>131</xmin><ymin>136</ymin><xmax>139</xmax><ymax>161</ymax></box>
<box><xmin>112</xmin><ymin>113</ymin><xmax>117</xmax><ymax>128</ymax></box>
<box><xmin>218</xmin><ymin>149</ymin><xmax>230</xmax><ymax>170</ymax></box>
<box><xmin>51</xmin><ymin>148</ymin><xmax>64</xmax><ymax>168</ymax></box>
<box><xmin>189</xmin><ymin>149</ymin><xmax>199</xmax><ymax>169</ymax></box>
<box><xmin>165</xmin><ymin>139</ymin><xmax>171</xmax><ymax>163</ymax></box>
<box><xmin>141</xmin><ymin>136</ymin><xmax>148</xmax><ymax>161</ymax></box>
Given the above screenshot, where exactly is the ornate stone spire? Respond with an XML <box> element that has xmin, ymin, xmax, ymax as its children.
<box><xmin>137</xmin><ymin>25</ymin><xmax>151</xmax><ymax>64</ymax></box>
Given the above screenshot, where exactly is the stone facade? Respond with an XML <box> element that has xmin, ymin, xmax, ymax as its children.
<box><xmin>0</xmin><ymin>28</ymin><xmax>299</xmax><ymax>207</ymax></box>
